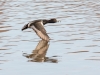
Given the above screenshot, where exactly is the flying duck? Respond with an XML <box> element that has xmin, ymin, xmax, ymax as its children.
<box><xmin>22</xmin><ymin>18</ymin><xmax>57</xmax><ymax>41</ymax></box>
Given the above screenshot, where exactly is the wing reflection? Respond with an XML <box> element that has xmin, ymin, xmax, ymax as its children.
<box><xmin>23</xmin><ymin>40</ymin><xmax>58</xmax><ymax>63</ymax></box>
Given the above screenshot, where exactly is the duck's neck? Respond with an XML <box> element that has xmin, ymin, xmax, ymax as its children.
<box><xmin>42</xmin><ymin>20</ymin><xmax>49</xmax><ymax>25</ymax></box>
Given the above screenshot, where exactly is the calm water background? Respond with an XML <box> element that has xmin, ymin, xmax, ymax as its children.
<box><xmin>0</xmin><ymin>0</ymin><xmax>100</xmax><ymax>75</ymax></box>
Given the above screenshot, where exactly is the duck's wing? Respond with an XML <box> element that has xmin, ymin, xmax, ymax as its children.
<box><xmin>31</xmin><ymin>21</ymin><xmax>49</xmax><ymax>41</ymax></box>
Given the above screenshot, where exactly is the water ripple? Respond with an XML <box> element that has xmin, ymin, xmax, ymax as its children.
<box><xmin>0</xmin><ymin>0</ymin><xmax>100</xmax><ymax>75</ymax></box>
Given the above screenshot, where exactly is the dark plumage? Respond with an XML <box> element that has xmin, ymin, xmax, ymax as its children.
<box><xmin>42</xmin><ymin>18</ymin><xmax>57</xmax><ymax>25</ymax></box>
<box><xmin>22</xmin><ymin>18</ymin><xmax>57</xmax><ymax>41</ymax></box>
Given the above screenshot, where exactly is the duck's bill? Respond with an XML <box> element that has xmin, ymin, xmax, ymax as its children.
<box><xmin>22</xmin><ymin>24</ymin><xmax>28</xmax><ymax>31</ymax></box>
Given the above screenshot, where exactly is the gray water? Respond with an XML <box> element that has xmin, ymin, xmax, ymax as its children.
<box><xmin>0</xmin><ymin>0</ymin><xmax>100</xmax><ymax>75</ymax></box>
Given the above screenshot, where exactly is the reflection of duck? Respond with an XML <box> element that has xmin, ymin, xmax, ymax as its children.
<box><xmin>24</xmin><ymin>40</ymin><xmax>49</xmax><ymax>62</ymax></box>
<box><xmin>23</xmin><ymin>40</ymin><xmax>58</xmax><ymax>63</ymax></box>
<box><xmin>31</xmin><ymin>40</ymin><xmax>49</xmax><ymax>62</ymax></box>
<box><xmin>22</xmin><ymin>18</ymin><xmax>57</xmax><ymax>41</ymax></box>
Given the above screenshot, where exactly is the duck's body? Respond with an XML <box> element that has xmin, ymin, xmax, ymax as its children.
<box><xmin>22</xmin><ymin>18</ymin><xmax>57</xmax><ymax>41</ymax></box>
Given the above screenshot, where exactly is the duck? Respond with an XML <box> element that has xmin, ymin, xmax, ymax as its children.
<box><xmin>22</xmin><ymin>18</ymin><xmax>57</xmax><ymax>41</ymax></box>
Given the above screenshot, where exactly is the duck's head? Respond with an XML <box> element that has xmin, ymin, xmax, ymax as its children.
<box><xmin>48</xmin><ymin>18</ymin><xmax>57</xmax><ymax>23</ymax></box>
<box><xmin>43</xmin><ymin>18</ymin><xmax>57</xmax><ymax>25</ymax></box>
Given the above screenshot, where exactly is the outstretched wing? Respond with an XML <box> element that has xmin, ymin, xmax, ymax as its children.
<box><xmin>31</xmin><ymin>21</ymin><xmax>49</xmax><ymax>41</ymax></box>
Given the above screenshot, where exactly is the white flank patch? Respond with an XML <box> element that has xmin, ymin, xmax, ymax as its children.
<box><xmin>40</xmin><ymin>21</ymin><xmax>44</xmax><ymax>26</ymax></box>
<box><xmin>28</xmin><ymin>21</ymin><xmax>33</xmax><ymax>27</ymax></box>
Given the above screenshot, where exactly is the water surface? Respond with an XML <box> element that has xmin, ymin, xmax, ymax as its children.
<box><xmin>0</xmin><ymin>0</ymin><xmax>100</xmax><ymax>75</ymax></box>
